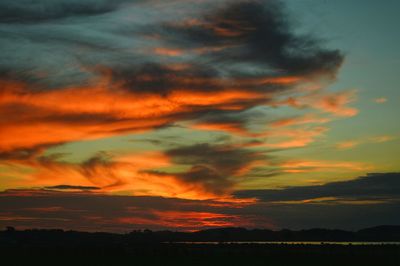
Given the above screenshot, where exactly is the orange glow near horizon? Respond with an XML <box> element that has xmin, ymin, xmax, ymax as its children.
<box><xmin>3</xmin><ymin>150</ymin><xmax>233</xmax><ymax>201</ymax></box>
<box><xmin>117</xmin><ymin>210</ymin><xmax>253</xmax><ymax>230</ymax></box>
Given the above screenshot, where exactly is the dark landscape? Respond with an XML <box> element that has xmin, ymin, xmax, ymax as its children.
<box><xmin>1</xmin><ymin>226</ymin><xmax>400</xmax><ymax>265</ymax></box>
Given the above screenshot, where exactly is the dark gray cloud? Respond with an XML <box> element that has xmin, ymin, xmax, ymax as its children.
<box><xmin>159</xmin><ymin>1</ymin><xmax>343</xmax><ymax>76</ymax></box>
<box><xmin>1</xmin><ymin>184</ymin><xmax>399</xmax><ymax>231</ymax></box>
<box><xmin>167</xmin><ymin>143</ymin><xmax>262</xmax><ymax>175</ymax></box>
<box><xmin>112</xmin><ymin>62</ymin><xmax>221</xmax><ymax>95</ymax></box>
<box><xmin>161</xmin><ymin>143</ymin><xmax>265</xmax><ymax>194</ymax></box>
<box><xmin>0</xmin><ymin>143</ymin><xmax>55</xmax><ymax>161</ymax></box>
<box><xmin>0</xmin><ymin>0</ymin><xmax>343</xmax><ymax>91</ymax></box>
<box><xmin>244</xmin><ymin>201</ymin><xmax>400</xmax><ymax>230</ymax></box>
<box><xmin>45</xmin><ymin>185</ymin><xmax>100</xmax><ymax>191</ymax></box>
<box><xmin>0</xmin><ymin>189</ymin><xmax>258</xmax><ymax>231</ymax></box>
<box><xmin>0</xmin><ymin>0</ymin><xmax>148</xmax><ymax>89</ymax></box>
<box><xmin>235</xmin><ymin>172</ymin><xmax>400</xmax><ymax>202</ymax></box>
<box><xmin>0</xmin><ymin>0</ymin><xmax>136</xmax><ymax>23</ymax></box>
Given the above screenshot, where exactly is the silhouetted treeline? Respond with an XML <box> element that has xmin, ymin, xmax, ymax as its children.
<box><xmin>1</xmin><ymin>225</ymin><xmax>400</xmax><ymax>246</ymax></box>
<box><xmin>1</xmin><ymin>226</ymin><xmax>399</xmax><ymax>266</ymax></box>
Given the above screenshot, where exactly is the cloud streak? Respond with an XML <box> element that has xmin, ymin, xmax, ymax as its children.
<box><xmin>235</xmin><ymin>173</ymin><xmax>400</xmax><ymax>203</ymax></box>
<box><xmin>0</xmin><ymin>173</ymin><xmax>399</xmax><ymax>231</ymax></box>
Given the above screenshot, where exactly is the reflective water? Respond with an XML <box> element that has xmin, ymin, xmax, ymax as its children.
<box><xmin>170</xmin><ymin>241</ymin><xmax>400</xmax><ymax>245</ymax></box>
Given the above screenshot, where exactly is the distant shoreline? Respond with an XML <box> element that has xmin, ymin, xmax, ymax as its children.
<box><xmin>165</xmin><ymin>241</ymin><xmax>400</xmax><ymax>245</ymax></box>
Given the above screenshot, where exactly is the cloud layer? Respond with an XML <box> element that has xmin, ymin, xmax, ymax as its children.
<box><xmin>0</xmin><ymin>0</ymin><xmax>349</xmax><ymax>150</ymax></box>
<box><xmin>235</xmin><ymin>172</ymin><xmax>400</xmax><ymax>203</ymax></box>
<box><xmin>0</xmin><ymin>0</ymin><xmax>375</xmax><ymax>230</ymax></box>
<box><xmin>1</xmin><ymin>173</ymin><xmax>399</xmax><ymax>231</ymax></box>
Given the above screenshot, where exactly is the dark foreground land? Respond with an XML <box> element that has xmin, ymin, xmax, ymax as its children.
<box><xmin>1</xmin><ymin>227</ymin><xmax>400</xmax><ymax>266</ymax></box>
<box><xmin>2</xmin><ymin>243</ymin><xmax>400</xmax><ymax>266</ymax></box>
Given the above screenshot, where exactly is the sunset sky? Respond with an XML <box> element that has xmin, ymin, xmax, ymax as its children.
<box><xmin>1</xmin><ymin>0</ymin><xmax>399</xmax><ymax>232</ymax></box>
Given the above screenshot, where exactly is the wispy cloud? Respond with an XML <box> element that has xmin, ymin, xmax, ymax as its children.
<box><xmin>374</xmin><ymin>97</ymin><xmax>388</xmax><ymax>104</ymax></box>
<box><xmin>336</xmin><ymin>135</ymin><xmax>396</xmax><ymax>150</ymax></box>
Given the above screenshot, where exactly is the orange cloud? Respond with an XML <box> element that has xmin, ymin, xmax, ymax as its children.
<box><xmin>0</xmin><ymin>78</ymin><xmax>266</xmax><ymax>152</ymax></box>
<box><xmin>371</xmin><ymin>135</ymin><xmax>395</xmax><ymax>143</ymax></box>
<box><xmin>280</xmin><ymin>159</ymin><xmax>371</xmax><ymax>173</ymax></box>
<box><xmin>374</xmin><ymin>97</ymin><xmax>387</xmax><ymax>104</ymax></box>
<box><xmin>0</xmin><ymin>75</ymin><xmax>274</xmax><ymax>201</ymax></box>
<box><xmin>317</xmin><ymin>90</ymin><xmax>358</xmax><ymax>117</ymax></box>
<box><xmin>282</xmin><ymin>90</ymin><xmax>358</xmax><ymax>117</ymax></box>
<box><xmin>1</xmin><ymin>153</ymin><xmax>203</xmax><ymax>199</ymax></box>
<box><xmin>2</xmin><ymin>143</ymin><xmax>268</xmax><ymax>202</ymax></box>
<box><xmin>180</xmin><ymin>17</ymin><xmax>254</xmax><ymax>38</ymax></box>
<box><xmin>118</xmin><ymin>210</ymin><xmax>239</xmax><ymax>229</ymax></box>
<box><xmin>335</xmin><ymin>135</ymin><xmax>395</xmax><ymax>150</ymax></box>
<box><xmin>336</xmin><ymin>140</ymin><xmax>360</xmax><ymax>150</ymax></box>
<box><xmin>234</xmin><ymin>76</ymin><xmax>302</xmax><ymax>87</ymax></box>
<box><xmin>265</xmin><ymin>126</ymin><xmax>328</xmax><ymax>148</ymax></box>
<box><xmin>3</xmin><ymin>151</ymin><xmax>225</xmax><ymax>201</ymax></box>
<box><xmin>271</xmin><ymin>114</ymin><xmax>330</xmax><ymax>128</ymax></box>
<box><xmin>192</xmin><ymin>44</ymin><xmax>235</xmax><ymax>54</ymax></box>
<box><xmin>153</xmin><ymin>47</ymin><xmax>184</xmax><ymax>56</ymax></box>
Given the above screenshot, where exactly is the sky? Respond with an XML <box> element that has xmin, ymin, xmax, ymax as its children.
<box><xmin>0</xmin><ymin>0</ymin><xmax>399</xmax><ymax>232</ymax></box>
